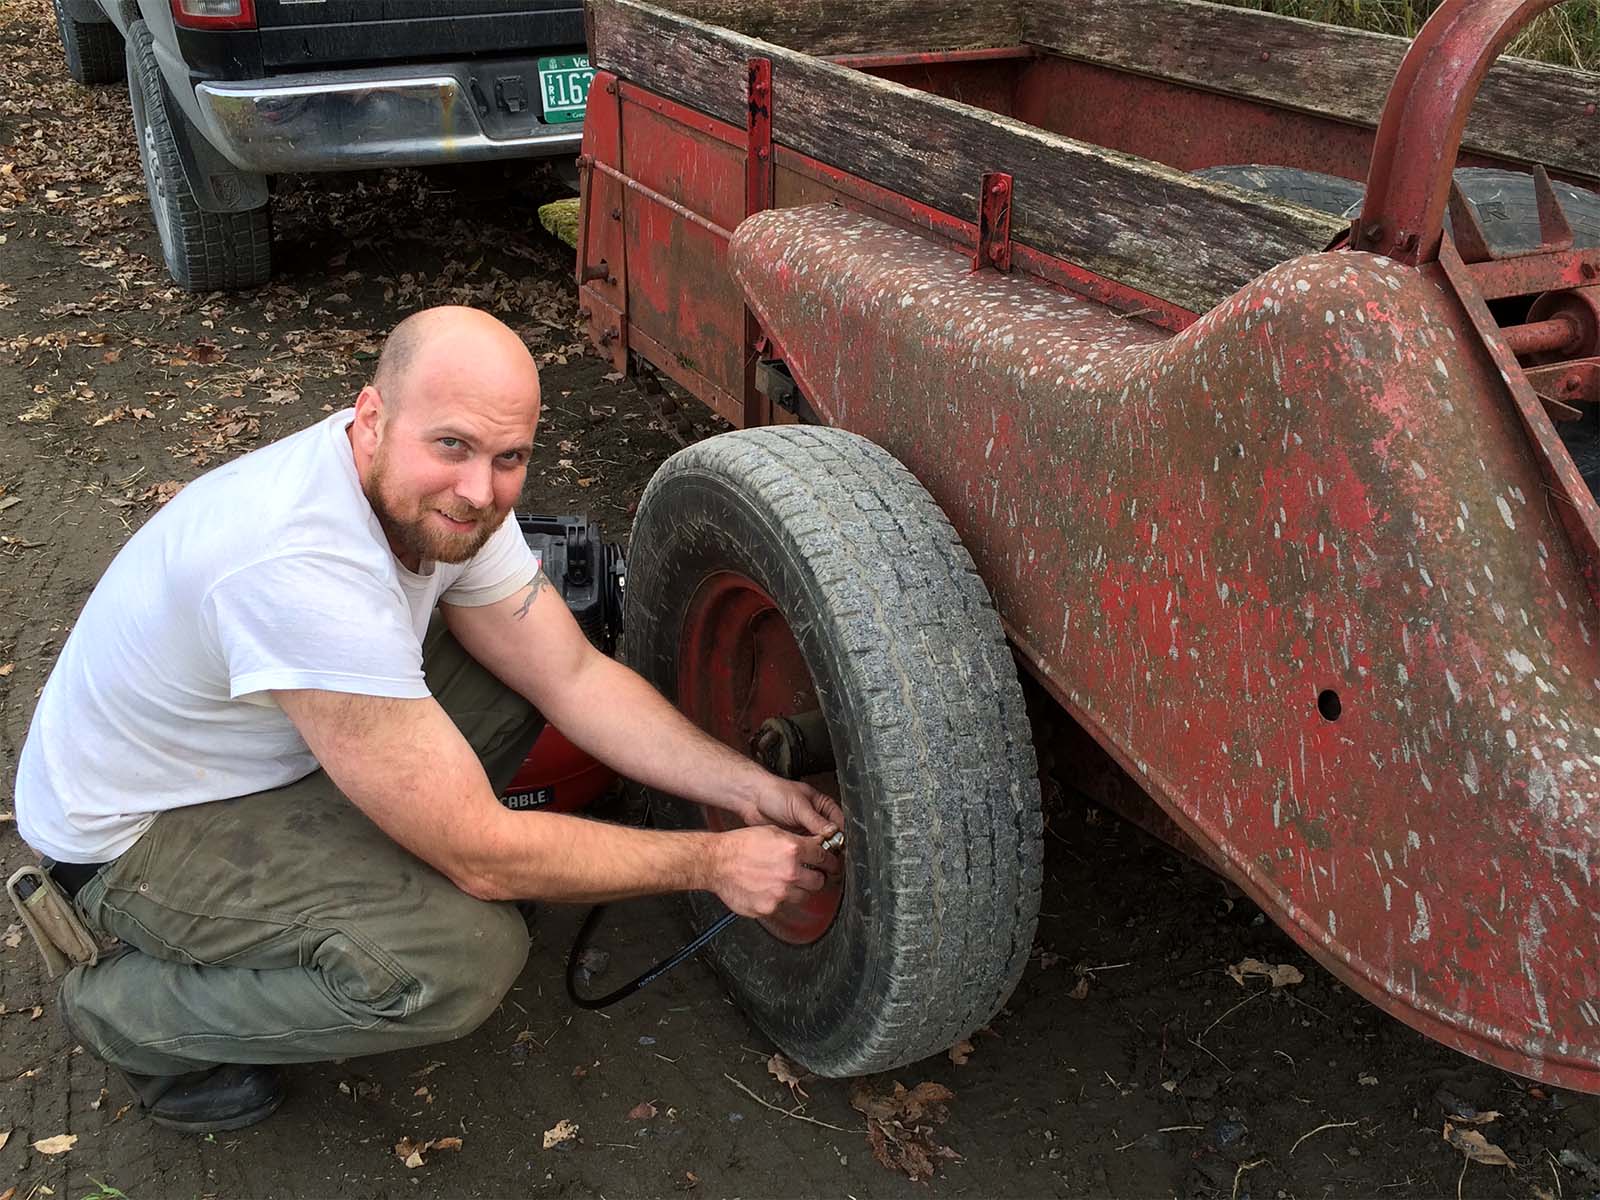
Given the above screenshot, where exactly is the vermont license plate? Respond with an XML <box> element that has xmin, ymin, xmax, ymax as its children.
<box><xmin>538</xmin><ymin>54</ymin><xmax>593</xmax><ymax>124</ymax></box>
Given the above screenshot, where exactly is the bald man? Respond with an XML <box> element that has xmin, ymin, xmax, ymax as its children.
<box><xmin>14</xmin><ymin>306</ymin><xmax>840</xmax><ymax>1133</ymax></box>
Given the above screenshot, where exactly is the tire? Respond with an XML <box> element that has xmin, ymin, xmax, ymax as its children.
<box><xmin>1199</xmin><ymin>163</ymin><xmax>1600</xmax><ymax>499</ymax></box>
<box><xmin>126</xmin><ymin>21</ymin><xmax>271</xmax><ymax>291</ymax></box>
<box><xmin>51</xmin><ymin>0</ymin><xmax>123</xmax><ymax>86</ymax></box>
<box><xmin>623</xmin><ymin>426</ymin><xmax>1043</xmax><ymax>1077</ymax></box>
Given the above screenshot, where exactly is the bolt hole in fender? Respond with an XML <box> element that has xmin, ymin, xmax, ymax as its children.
<box><xmin>622</xmin><ymin>425</ymin><xmax>1043</xmax><ymax>1077</ymax></box>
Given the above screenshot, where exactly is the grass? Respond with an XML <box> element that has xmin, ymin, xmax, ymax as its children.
<box><xmin>1214</xmin><ymin>0</ymin><xmax>1600</xmax><ymax>70</ymax></box>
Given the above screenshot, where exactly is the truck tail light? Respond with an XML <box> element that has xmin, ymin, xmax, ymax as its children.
<box><xmin>169</xmin><ymin>0</ymin><xmax>257</xmax><ymax>30</ymax></box>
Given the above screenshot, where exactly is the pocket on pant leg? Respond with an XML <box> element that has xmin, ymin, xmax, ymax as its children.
<box><xmin>312</xmin><ymin>928</ymin><xmax>416</xmax><ymax>1018</ymax></box>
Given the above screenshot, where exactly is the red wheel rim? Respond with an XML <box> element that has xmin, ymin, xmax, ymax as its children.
<box><xmin>678</xmin><ymin>570</ymin><xmax>843</xmax><ymax>944</ymax></box>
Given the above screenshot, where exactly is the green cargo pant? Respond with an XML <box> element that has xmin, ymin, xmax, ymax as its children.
<box><xmin>59</xmin><ymin>621</ymin><xmax>544</xmax><ymax>1077</ymax></box>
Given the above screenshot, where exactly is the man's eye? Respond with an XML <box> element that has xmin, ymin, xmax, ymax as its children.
<box><xmin>498</xmin><ymin>450</ymin><xmax>525</xmax><ymax>463</ymax></box>
<box><xmin>439</xmin><ymin>437</ymin><xmax>463</xmax><ymax>450</ymax></box>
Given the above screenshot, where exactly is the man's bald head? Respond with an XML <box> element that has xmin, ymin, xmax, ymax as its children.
<box><xmin>370</xmin><ymin>306</ymin><xmax>538</xmax><ymax>417</ymax></box>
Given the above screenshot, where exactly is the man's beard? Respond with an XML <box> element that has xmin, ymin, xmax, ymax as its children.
<box><xmin>363</xmin><ymin>446</ymin><xmax>505</xmax><ymax>566</ymax></box>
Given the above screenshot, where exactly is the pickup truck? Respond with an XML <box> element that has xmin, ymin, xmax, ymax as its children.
<box><xmin>49</xmin><ymin>0</ymin><xmax>594</xmax><ymax>291</ymax></box>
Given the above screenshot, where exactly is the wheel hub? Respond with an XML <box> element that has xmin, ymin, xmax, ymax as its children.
<box><xmin>677</xmin><ymin>571</ymin><xmax>843</xmax><ymax>945</ymax></box>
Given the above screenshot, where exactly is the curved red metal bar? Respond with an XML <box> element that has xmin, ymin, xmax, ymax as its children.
<box><xmin>1355</xmin><ymin>0</ymin><xmax>1567</xmax><ymax>263</ymax></box>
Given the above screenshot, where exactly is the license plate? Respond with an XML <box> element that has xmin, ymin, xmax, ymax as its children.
<box><xmin>538</xmin><ymin>54</ymin><xmax>593</xmax><ymax>124</ymax></box>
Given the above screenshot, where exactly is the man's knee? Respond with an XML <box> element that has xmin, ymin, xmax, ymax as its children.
<box><xmin>404</xmin><ymin>898</ymin><xmax>530</xmax><ymax>1042</ymax></box>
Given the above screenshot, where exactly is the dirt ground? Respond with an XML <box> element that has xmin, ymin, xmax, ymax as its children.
<box><xmin>1</xmin><ymin>3</ymin><xmax>1597</xmax><ymax>1197</ymax></box>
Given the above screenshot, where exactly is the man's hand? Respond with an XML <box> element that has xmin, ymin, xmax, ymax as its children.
<box><xmin>745</xmin><ymin>778</ymin><xmax>844</xmax><ymax>838</ymax></box>
<box><xmin>710</xmin><ymin>827</ymin><xmax>840</xmax><ymax>918</ymax></box>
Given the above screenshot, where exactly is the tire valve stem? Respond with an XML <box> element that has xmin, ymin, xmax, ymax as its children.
<box><xmin>821</xmin><ymin>829</ymin><xmax>845</xmax><ymax>853</ymax></box>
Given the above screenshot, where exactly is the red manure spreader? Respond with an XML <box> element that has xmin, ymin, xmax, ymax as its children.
<box><xmin>571</xmin><ymin>0</ymin><xmax>1600</xmax><ymax>1092</ymax></box>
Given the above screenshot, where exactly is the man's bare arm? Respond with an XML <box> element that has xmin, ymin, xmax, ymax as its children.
<box><xmin>272</xmin><ymin>688</ymin><xmax>831</xmax><ymax>913</ymax></box>
<box><xmin>445</xmin><ymin>576</ymin><xmax>843</xmax><ymax>835</ymax></box>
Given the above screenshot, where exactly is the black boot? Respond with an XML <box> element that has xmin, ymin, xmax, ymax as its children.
<box><xmin>121</xmin><ymin>1065</ymin><xmax>285</xmax><ymax>1133</ymax></box>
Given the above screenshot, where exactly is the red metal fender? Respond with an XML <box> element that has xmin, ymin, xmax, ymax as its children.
<box><xmin>729</xmin><ymin>204</ymin><xmax>1600</xmax><ymax>1091</ymax></box>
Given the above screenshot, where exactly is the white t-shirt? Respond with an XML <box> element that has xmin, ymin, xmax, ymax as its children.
<box><xmin>15</xmin><ymin>408</ymin><xmax>536</xmax><ymax>863</ymax></box>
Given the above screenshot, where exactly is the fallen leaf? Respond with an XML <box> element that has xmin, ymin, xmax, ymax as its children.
<box><xmin>1443</xmin><ymin>1122</ymin><xmax>1514</xmax><ymax>1167</ymax></box>
<box><xmin>0</xmin><ymin>1129</ymin><xmax>8</xmax><ymax>1152</ymax></box>
<box><xmin>433</xmin><ymin>1136</ymin><xmax>462</xmax><ymax>1152</ymax></box>
<box><xmin>32</xmin><ymin>1133</ymin><xmax>78</xmax><ymax>1155</ymax></box>
<box><xmin>1068</xmin><ymin>976</ymin><xmax>1090</xmax><ymax>1000</ymax></box>
<box><xmin>0</xmin><ymin>1186</ymin><xmax>11</xmax><ymax>1200</ymax></box>
<box><xmin>1226</xmin><ymin>957</ymin><xmax>1304</xmax><ymax>988</ymax></box>
<box><xmin>767</xmin><ymin>1053</ymin><xmax>809</xmax><ymax>1100</ymax></box>
<box><xmin>3</xmin><ymin>924</ymin><xmax>21</xmax><ymax>948</ymax></box>
<box><xmin>111</xmin><ymin>1104</ymin><xmax>132</xmax><ymax>1122</ymax></box>
<box><xmin>948</xmin><ymin>1040</ymin><xmax>974</xmax><ymax>1066</ymax></box>
<box><xmin>627</xmin><ymin>1101</ymin><xmax>657</xmax><ymax>1120</ymax></box>
<box><xmin>542</xmin><ymin>1118</ymin><xmax>579</xmax><ymax>1149</ymax></box>
<box><xmin>0</xmin><ymin>663</ymin><xmax>13</xmax><ymax>676</ymax></box>
<box><xmin>90</xmin><ymin>1088</ymin><xmax>108</xmax><ymax>1111</ymax></box>
<box><xmin>1445</xmin><ymin>1108</ymin><xmax>1502</xmax><ymax>1127</ymax></box>
<box><xmin>394</xmin><ymin>1136</ymin><xmax>441</xmax><ymax>1169</ymax></box>
<box><xmin>101</xmin><ymin>349</ymin><xmax>121</xmax><ymax>364</ymax></box>
<box><xmin>0</xmin><ymin>496</ymin><xmax>20</xmax><ymax>513</ymax></box>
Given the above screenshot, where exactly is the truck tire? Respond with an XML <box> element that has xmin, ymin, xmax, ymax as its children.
<box><xmin>1196</xmin><ymin>164</ymin><xmax>1600</xmax><ymax>249</ymax></box>
<box><xmin>623</xmin><ymin>425</ymin><xmax>1043</xmax><ymax>1077</ymax></box>
<box><xmin>1198</xmin><ymin>163</ymin><xmax>1600</xmax><ymax>499</ymax></box>
<box><xmin>51</xmin><ymin>0</ymin><xmax>124</xmax><ymax>86</ymax></box>
<box><xmin>126</xmin><ymin>21</ymin><xmax>271</xmax><ymax>291</ymax></box>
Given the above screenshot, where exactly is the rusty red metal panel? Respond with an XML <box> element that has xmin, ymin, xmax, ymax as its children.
<box><xmin>729</xmin><ymin>203</ymin><xmax>1600</xmax><ymax>1093</ymax></box>
<box><xmin>576</xmin><ymin>70</ymin><xmax>629</xmax><ymax>372</ymax></box>
<box><xmin>744</xmin><ymin>58</ymin><xmax>775</xmax><ymax>428</ymax></box>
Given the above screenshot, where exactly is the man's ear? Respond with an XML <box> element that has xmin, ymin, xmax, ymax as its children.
<box><xmin>351</xmin><ymin>385</ymin><xmax>385</xmax><ymax>450</ymax></box>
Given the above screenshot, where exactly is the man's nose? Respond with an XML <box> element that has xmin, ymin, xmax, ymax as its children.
<box><xmin>454</xmin><ymin>458</ymin><xmax>495</xmax><ymax>510</ymax></box>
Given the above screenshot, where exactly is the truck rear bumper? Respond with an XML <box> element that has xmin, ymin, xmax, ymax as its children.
<box><xmin>193</xmin><ymin>66</ymin><xmax>583</xmax><ymax>173</ymax></box>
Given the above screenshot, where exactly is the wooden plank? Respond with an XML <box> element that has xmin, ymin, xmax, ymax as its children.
<box><xmin>1024</xmin><ymin>0</ymin><xmax>1600</xmax><ymax>184</ymax></box>
<box><xmin>648</xmin><ymin>0</ymin><xmax>1019</xmax><ymax>55</ymax></box>
<box><xmin>588</xmin><ymin>0</ymin><xmax>1348</xmax><ymax>314</ymax></box>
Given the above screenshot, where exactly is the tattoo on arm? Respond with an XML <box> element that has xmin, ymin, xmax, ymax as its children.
<box><xmin>513</xmin><ymin>571</ymin><xmax>554</xmax><ymax>620</ymax></box>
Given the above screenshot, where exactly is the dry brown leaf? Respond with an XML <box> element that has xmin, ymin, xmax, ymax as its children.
<box><xmin>112</xmin><ymin>1103</ymin><xmax>132</xmax><ymax>1122</ymax></box>
<box><xmin>767</xmin><ymin>1053</ymin><xmax>809</xmax><ymax>1100</ymax></box>
<box><xmin>1069</xmin><ymin>976</ymin><xmax>1090</xmax><ymax>1000</ymax></box>
<box><xmin>89</xmin><ymin>1088</ymin><xmax>108</xmax><ymax>1111</ymax></box>
<box><xmin>0</xmin><ymin>663</ymin><xmax>13</xmax><ymax>677</ymax></box>
<box><xmin>3</xmin><ymin>924</ymin><xmax>22</xmax><ymax>948</ymax></box>
<box><xmin>948</xmin><ymin>1039</ymin><xmax>974</xmax><ymax>1066</ymax></box>
<box><xmin>1443</xmin><ymin>1122</ymin><xmax>1514</xmax><ymax>1167</ymax></box>
<box><xmin>627</xmin><ymin>1101</ymin><xmax>657</xmax><ymax>1120</ymax></box>
<box><xmin>1226</xmin><ymin>957</ymin><xmax>1304</xmax><ymax>988</ymax></box>
<box><xmin>101</xmin><ymin>349</ymin><xmax>121</xmax><ymax>364</ymax></box>
<box><xmin>32</xmin><ymin>1133</ymin><xmax>78</xmax><ymax>1155</ymax></box>
<box><xmin>395</xmin><ymin>1136</ymin><xmax>428</xmax><ymax>1169</ymax></box>
<box><xmin>0</xmin><ymin>1129</ymin><xmax>8</xmax><ymax>1153</ymax></box>
<box><xmin>0</xmin><ymin>1185</ymin><xmax>13</xmax><ymax>1200</ymax></box>
<box><xmin>543</xmin><ymin>1118</ymin><xmax>579</xmax><ymax>1149</ymax></box>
